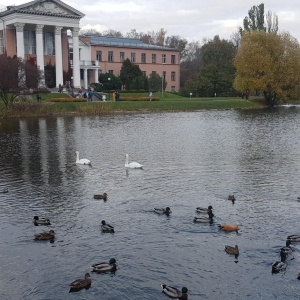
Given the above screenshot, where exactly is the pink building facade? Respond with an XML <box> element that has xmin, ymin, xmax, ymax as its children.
<box><xmin>81</xmin><ymin>36</ymin><xmax>180</xmax><ymax>92</ymax></box>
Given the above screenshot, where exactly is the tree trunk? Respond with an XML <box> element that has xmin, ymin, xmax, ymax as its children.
<box><xmin>263</xmin><ymin>90</ymin><xmax>277</xmax><ymax>107</ymax></box>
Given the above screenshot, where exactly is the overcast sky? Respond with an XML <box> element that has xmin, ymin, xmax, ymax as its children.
<box><xmin>1</xmin><ymin>0</ymin><xmax>299</xmax><ymax>43</ymax></box>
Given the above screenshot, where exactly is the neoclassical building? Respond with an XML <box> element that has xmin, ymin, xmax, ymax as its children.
<box><xmin>0</xmin><ymin>0</ymin><xmax>84</xmax><ymax>88</ymax></box>
<box><xmin>0</xmin><ymin>0</ymin><xmax>181</xmax><ymax>91</ymax></box>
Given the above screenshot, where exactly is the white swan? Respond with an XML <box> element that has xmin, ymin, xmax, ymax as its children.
<box><xmin>76</xmin><ymin>151</ymin><xmax>91</xmax><ymax>165</ymax></box>
<box><xmin>125</xmin><ymin>154</ymin><xmax>143</xmax><ymax>169</ymax></box>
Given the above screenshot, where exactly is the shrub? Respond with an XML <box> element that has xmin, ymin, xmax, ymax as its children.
<box><xmin>51</xmin><ymin>98</ymin><xmax>87</xmax><ymax>102</ymax></box>
<box><xmin>120</xmin><ymin>97</ymin><xmax>160</xmax><ymax>101</ymax></box>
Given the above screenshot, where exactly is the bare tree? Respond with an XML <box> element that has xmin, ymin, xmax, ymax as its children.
<box><xmin>0</xmin><ymin>54</ymin><xmax>42</xmax><ymax>107</ymax></box>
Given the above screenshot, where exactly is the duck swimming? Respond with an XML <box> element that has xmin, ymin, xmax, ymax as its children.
<box><xmin>69</xmin><ymin>272</ymin><xmax>91</xmax><ymax>293</ymax></box>
<box><xmin>193</xmin><ymin>217</ymin><xmax>213</xmax><ymax>223</ymax></box>
<box><xmin>33</xmin><ymin>216</ymin><xmax>51</xmax><ymax>226</ymax></box>
<box><xmin>91</xmin><ymin>258</ymin><xmax>117</xmax><ymax>273</ymax></box>
<box><xmin>101</xmin><ymin>220</ymin><xmax>115</xmax><ymax>233</ymax></box>
<box><xmin>161</xmin><ymin>284</ymin><xmax>188</xmax><ymax>299</ymax></box>
<box><xmin>272</xmin><ymin>250</ymin><xmax>287</xmax><ymax>274</ymax></box>
<box><xmin>218</xmin><ymin>224</ymin><xmax>239</xmax><ymax>233</ymax></box>
<box><xmin>34</xmin><ymin>230</ymin><xmax>55</xmax><ymax>241</ymax></box>
<box><xmin>287</xmin><ymin>235</ymin><xmax>300</xmax><ymax>243</ymax></box>
<box><xmin>154</xmin><ymin>207</ymin><xmax>172</xmax><ymax>216</ymax></box>
<box><xmin>225</xmin><ymin>245</ymin><xmax>239</xmax><ymax>257</ymax></box>
<box><xmin>281</xmin><ymin>240</ymin><xmax>293</xmax><ymax>254</ymax></box>
<box><xmin>196</xmin><ymin>205</ymin><xmax>213</xmax><ymax>213</ymax></box>
<box><xmin>228</xmin><ymin>195</ymin><xmax>236</xmax><ymax>203</ymax></box>
<box><xmin>94</xmin><ymin>193</ymin><xmax>107</xmax><ymax>200</ymax></box>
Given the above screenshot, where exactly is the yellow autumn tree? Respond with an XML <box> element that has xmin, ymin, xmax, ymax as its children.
<box><xmin>233</xmin><ymin>31</ymin><xmax>300</xmax><ymax>106</ymax></box>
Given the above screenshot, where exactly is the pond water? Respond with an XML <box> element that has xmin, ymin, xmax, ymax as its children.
<box><xmin>1</xmin><ymin>107</ymin><xmax>300</xmax><ymax>299</ymax></box>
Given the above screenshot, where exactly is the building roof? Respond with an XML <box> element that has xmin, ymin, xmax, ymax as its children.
<box><xmin>84</xmin><ymin>35</ymin><xmax>179</xmax><ymax>52</ymax></box>
<box><xmin>0</xmin><ymin>0</ymin><xmax>84</xmax><ymax>19</ymax></box>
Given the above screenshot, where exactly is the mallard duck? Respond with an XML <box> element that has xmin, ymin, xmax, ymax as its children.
<box><xmin>161</xmin><ymin>284</ymin><xmax>188</xmax><ymax>299</ymax></box>
<box><xmin>218</xmin><ymin>224</ymin><xmax>239</xmax><ymax>232</ymax></box>
<box><xmin>33</xmin><ymin>216</ymin><xmax>51</xmax><ymax>226</ymax></box>
<box><xmin>101</xmin><ymin>220</ymin><xmax>114</xmax><ymax>233</ymax></box>
<box><xmin>297</xmin><ymin>273</ymin><xmax>300</xmax><ymax>280</ymax></box>
<box><xmin>194</xmin><ymin>217</ymin><xmax>213</xmax><ymax>223</ymax></box>
<box><xmin>34</xmin><ymin>230</ymin><xmax>55</xmax><ymax>240</ymax></box>
<box><xmin>228</xmin><ymin>195</ymin><xmax>236</xmax><ymax>202</ymax></box>
<box><xmin>225</xmin><ymin>245</ymin><xmax>239</xmax><ymax>257</ymax></box>
<box><xmin>69</xmin><ymin>272</ymin><xmax>91</xmax><ymax>293</ymax></box>
<box><xmin>94</xmin><ymin>193</ymin><xmax>107</xmax><ymax>200</ymax></box>
<box><xmin>154</xmin><ymin>207</ymin><xmax>172</xmax><ymax>216</ymax></box>
<box><xmin>272</xmin><ymin>250</ymin><xmax>287</xmax><ymax>273</ymax></box>
<box><xmin>91</xmin><ymin>258</ymin><xmax>117</xmax><ymax>273</ymax></box>
<box><xmin>287</xmin><ymin>235</ymin><xmax>300</xmax><ymax>243</ymax></box>
<box><xmin>281</xmin><ymin>240</ymin><xmax>293</xmax><ymax>254</ymax></box>
<box><xmin>196</xmin><ymin>205</ymin><xmax>213</xmax><ymax>213</ymax></box>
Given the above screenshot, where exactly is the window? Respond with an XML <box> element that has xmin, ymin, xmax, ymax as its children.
<box><xmin>171</xmin><ymin>72</ymin><xmax>175</xmax><ymax>81</ymax></box>
<box><xmin>131</xmin><ymin>52</ymin><xmax>136</xmax><ymax>63</ymax></box>
<box><xmin>24</xmin><ymin>30</ymin><xmax>36</xmax><ymax>54</ymax></box>
<box><xmin>162</xmin><ymin>54</ymin><xmax>166</xmax><ymax>64</ymax></box>
<box><xmin>171</xmin><ymin>55</ymin><xmax>176</xmax><ymax>64</ymax></box>
<box><xmin>142</xmin><ymin>71</ymin><xmax>146</xmax><ymax>76</ymax></box>
<box><xmin>151</xmin><ymin>71</ymin><xmax>156</xmax><ymax>76</ymax></box>
<box><xmin>171</xmin><ymin>86</ymin><xmax>175</xmax><ymax>92</ymax></box>
<box><xmin>163</xmin><ymin>71</ymin><xmax>166</xmax><ymax>80</ymax></box>
<box><xmin>96</xmin><ymin>51</ymin><xmax>102</xmax><ymax>61</ymax></box>
<box><xmin>152</xmin><ymin>54</ymin><xmax>156</xmax><ymax>63</ymax></box>
<box><xmin>120</xmin><ymin>52</ymin><xmax>125</xmax><ymax>62</ymax></box>
<box><xmin>108</xmin><ymin>51</ymin><xmax>113</xmax><ymax>62</ymax></box>
<box><xmin>108</xmin><ymin>70</ymin><xmax>113</xmax><ymax>74</ymax></box>
<box><xmin>0</xmin><ymin>30</ymin><xmax>3</xmax><ymax>54</ymax></box>
<box><xmin>141</xmin><ymin>53</ymin><xmax>146</xmax><ymax>63</ymax></box>
<box><xmin>44</xmin><ymin>32</ymin><xmax>54</xmax><ymax>55</ymax></box>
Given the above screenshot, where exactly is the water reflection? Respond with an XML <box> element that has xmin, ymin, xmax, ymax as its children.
<box><xmin>1</xmin><ymin>109</ymin><xmax>300</xmax><ymax>299</ymax></box>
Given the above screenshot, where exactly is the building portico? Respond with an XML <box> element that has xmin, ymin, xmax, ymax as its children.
<box><xmin>0</xmin><ymin>0</ymin><xmax>84</xmax><ymax>88</ymax></box>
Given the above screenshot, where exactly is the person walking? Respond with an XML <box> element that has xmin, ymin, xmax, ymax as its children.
<box><xmin>88</xmin><ymin>90</ymin><xmax>93</xmax><ymax>102</ymax></box>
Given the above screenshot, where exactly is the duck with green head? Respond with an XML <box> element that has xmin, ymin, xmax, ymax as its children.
<box><xmin>33</xmin><ymin>216</ymin><xmax>51</xmax><ymax>226</ymax></box>
<box><xmin>154</xmin><ymin>207</ymin><xmax>172</xmax><ymax>216</ymax></box>
<box><xmin>161</xmin><ymin>284</ymin><xmax>188</xmax><ymax>299</ymax></box>
<box><xmin>101</xmin><ymin>220</ymin><xmax>115</xmax><ymax>233</ymax></box>
<box><xmin>91</xmin><ymin>258</ymin><xmax>117</xmax><ymax>273</ymax></box>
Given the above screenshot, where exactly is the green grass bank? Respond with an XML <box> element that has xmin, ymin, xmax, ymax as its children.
<box><xmin>0</xmin><ymin>92</ymin><xmax>266</xmax><ymax>118</ymax></box>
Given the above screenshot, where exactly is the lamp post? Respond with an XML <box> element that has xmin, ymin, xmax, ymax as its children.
<box><xmin>190</xmin><ymin>92</ymin><xmax>192</xmax><ymax>99</ymax></box>
<box><xmin>108</xmin><ymin>77</ymin><xmax>111</xmax><ymax>100</ymax></box>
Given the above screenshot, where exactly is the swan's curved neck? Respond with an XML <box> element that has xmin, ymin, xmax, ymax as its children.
<box><xmin>76</xmin><ymin>152</ymin><xmax>79</xmax><ymax>161</ymax></box>
<box><xmin>125</xmin><ymin>154</ymin><xmax>129</xmax><ymax>165</ymax></box>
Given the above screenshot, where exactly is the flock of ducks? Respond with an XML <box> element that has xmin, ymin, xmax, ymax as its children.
<box><xmin>272</xmin><ymin>235</ymin><xmax>300</xmax><ymax>275</ymax></box>
<box><xmin>32</xmin><ymin>214</ymin><xmax>117</xmax><ymax>292</ymax></box>
<box><xmin>29</xmin><ymin>153</ymin><xmax>300</xmax><ymax>296</ymax></box>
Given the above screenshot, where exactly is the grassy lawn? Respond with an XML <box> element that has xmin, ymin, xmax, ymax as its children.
<box><xmin>0</xmin><ymin>92</ymin><xmax>267</xmax><ymax>118</ymax></box>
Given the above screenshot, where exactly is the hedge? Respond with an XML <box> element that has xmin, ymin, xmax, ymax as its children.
<box><xmin>51</xmin><ymin>98</ymin><xmax>87</xmax><ymax>102</ymax></box>
<box><xmin>120</xmin><ymin>97</ymin><xmax>160</xmax><ymax>101</ymax></box>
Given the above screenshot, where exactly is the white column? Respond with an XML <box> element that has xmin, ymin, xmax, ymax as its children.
<box><xmin>14</xmin><ymin>22</ymin><xmax>25</xmax><ymax>59</ymax></box>
<box><xmin>84</xmin><ymin>69</ymin><xmax>88</xmax><ymax>89</ymax></box>
<box><xmin>72</xmin><ymin>27</ymin><xmax>80</xmax><ymax>88</ymax></box>
<box><xmin>54</xmin><ymin>26</ymin><xmax>63</xmax><ymax>88</ymax></box>
<box><xmin>95</xmin><ymin>68</ymin><xmax>99</xmax><ymax>83</ymax></box>
<box><xmin>36</xmin><ymin>24</ymin><xmax>45</xmax><ymax>87</ymax></box>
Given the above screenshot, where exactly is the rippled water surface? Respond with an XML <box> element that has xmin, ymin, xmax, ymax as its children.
<box><xmin>1</xmin><ymin>107</ymin><xmax>300</xmax><ymax>299</ymax></box>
